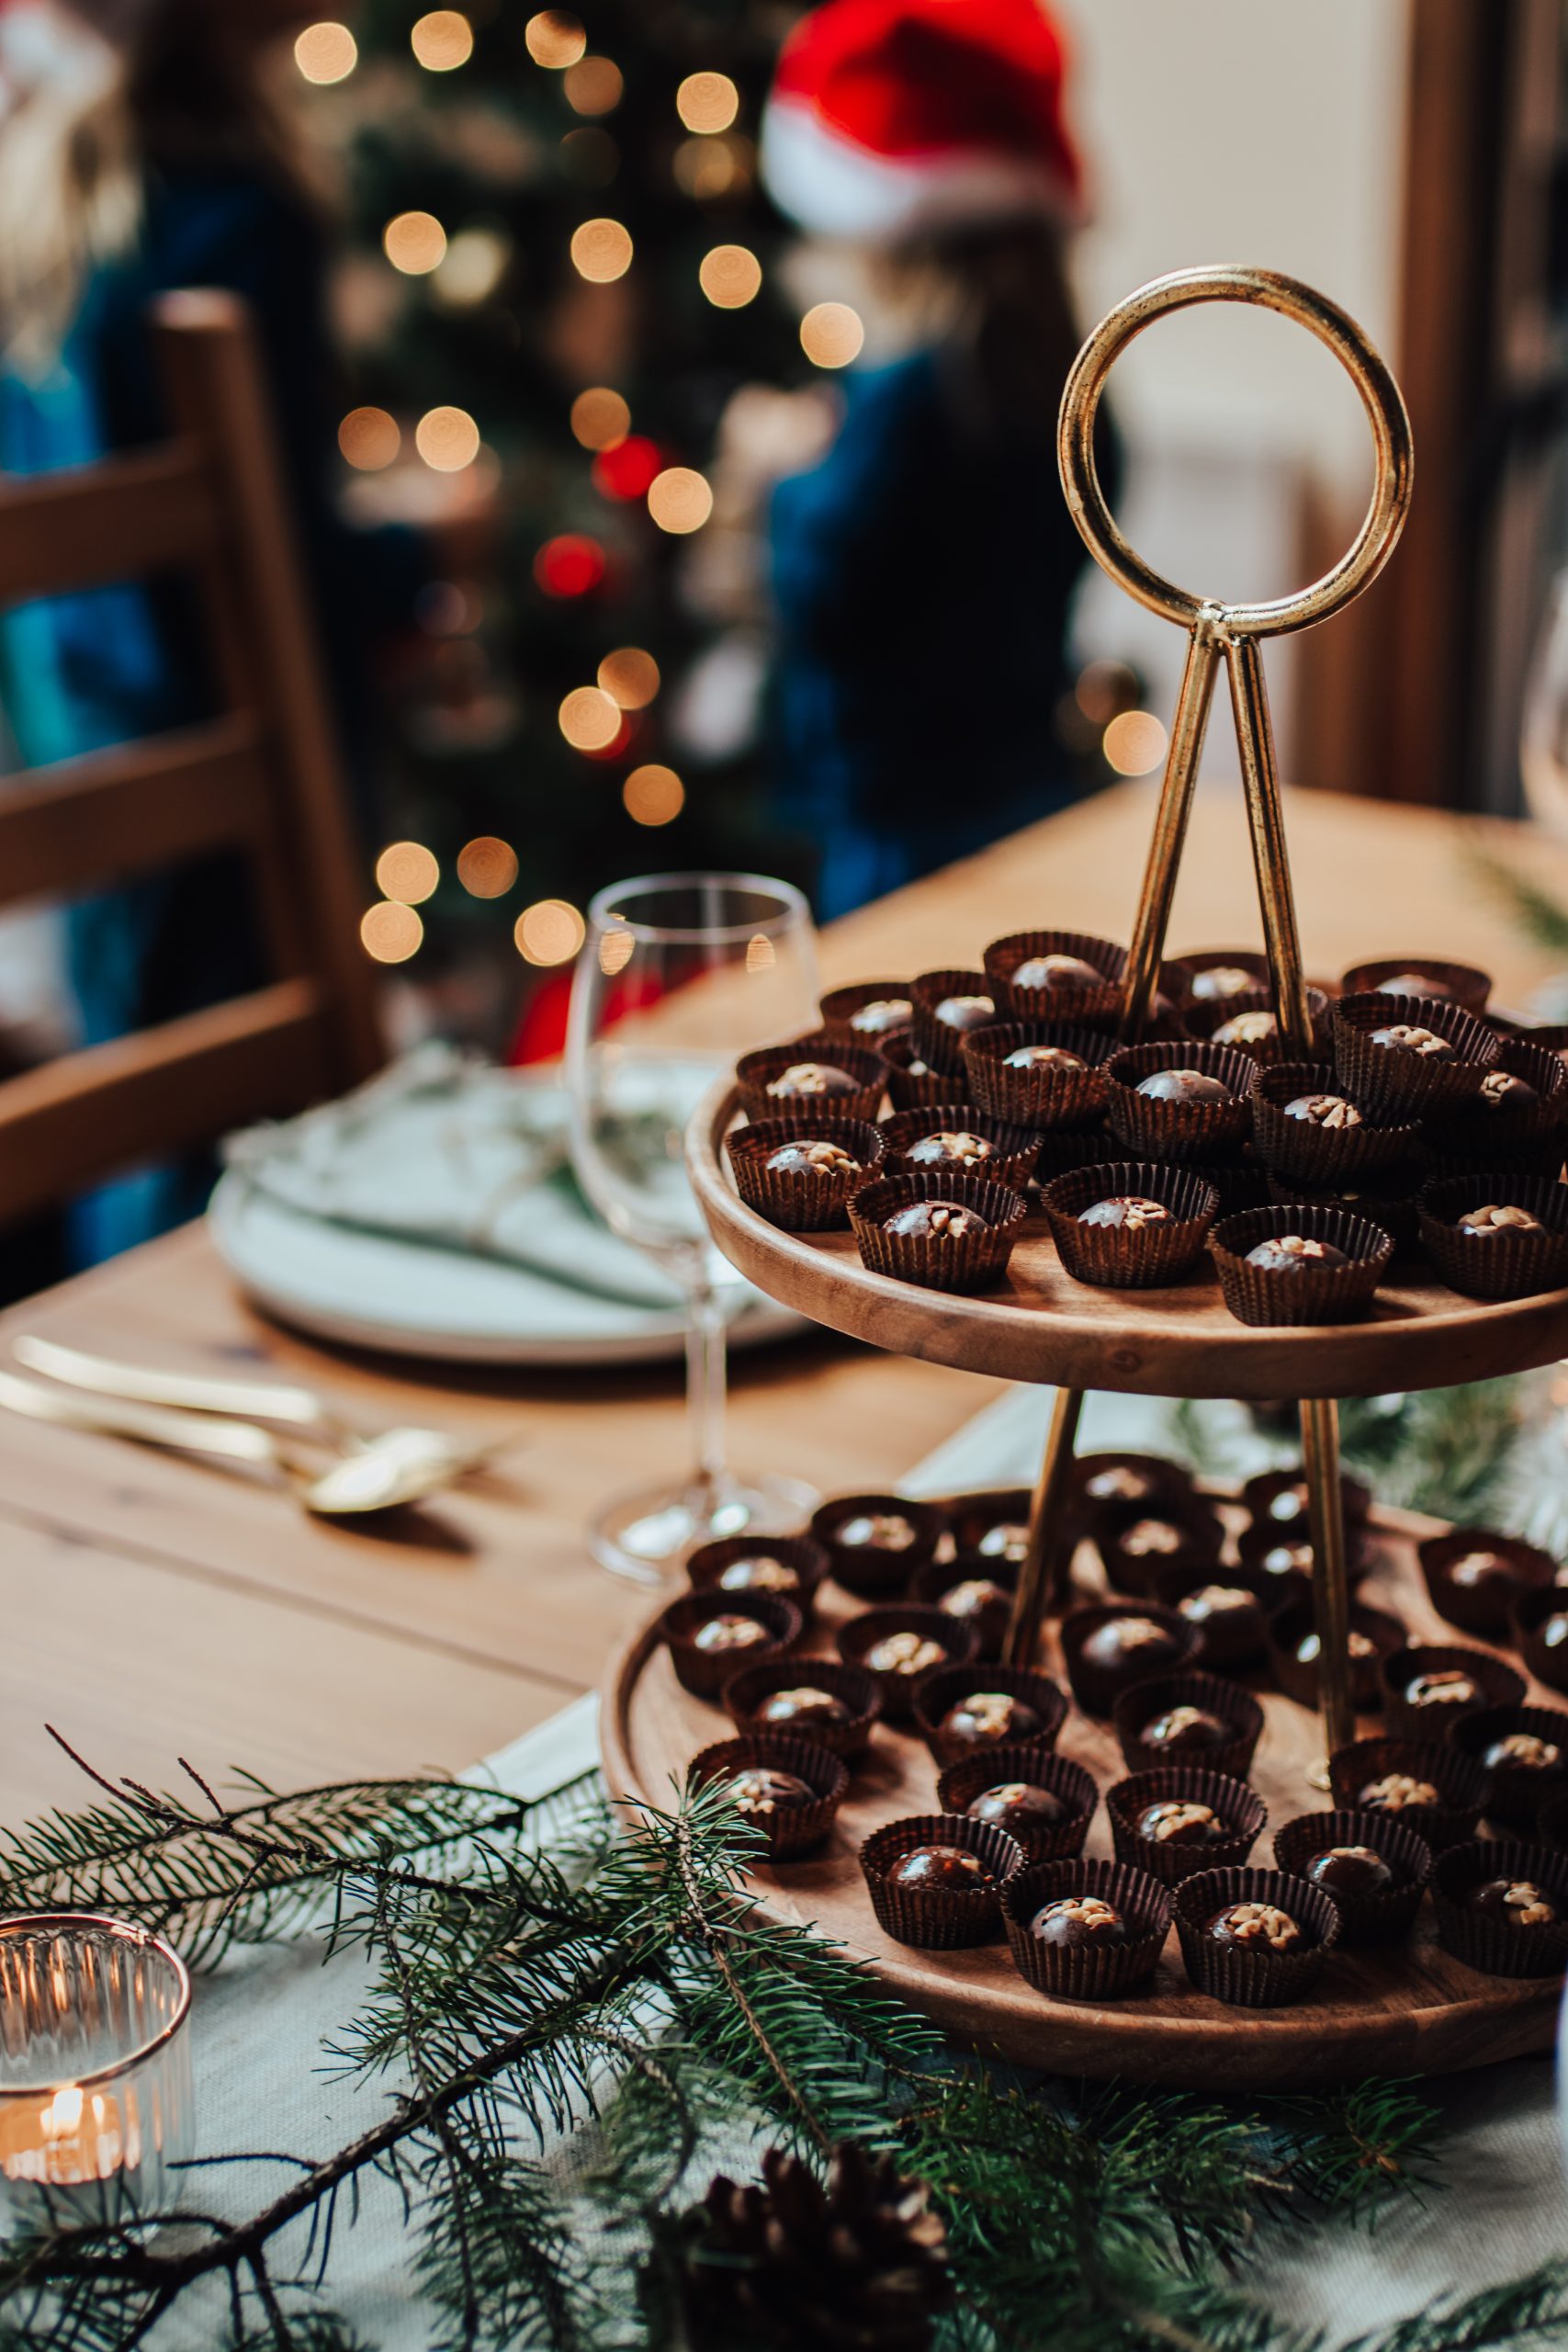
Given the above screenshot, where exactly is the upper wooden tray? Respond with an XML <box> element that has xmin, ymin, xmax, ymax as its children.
<box><xmin>689</xmin><ymin>1079</ymin><xmax>1568</xmax><ymax>1399</ymax></box>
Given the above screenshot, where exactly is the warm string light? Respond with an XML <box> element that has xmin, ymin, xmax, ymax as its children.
<box><xmin>338</xmin><ymin>408</ymin><xmax>400</xmax><ymax>469</ymax></box>
<box><xmin>597</xmin><ymin>647</ymin><xmax>659</xmax><ymax>708</ymax></box>
<box><xmin>675</xmin><ymin>71</ymin><xmax>739</xmax><ymax>133</ymax></box>
<box><xmin>375</xmin><ymin>842</ymin><xmax>440</xmax><ymax>904</ymax></box>
<box><xmin>800</xmin><ymin>302</ymin><xmax>864</xmax><ymax>368</ymax></box>
<box><xmin>525</xmin><ymin>10</ymin><xmax>587</xmax><ymax>67</ymax></box>
<box><xmin>558</xmin><ymin>685</ymin><xmax>623</xmax><ymax>751</ymax></box>
<box><xmin>570</xmin><ymin>387</ymin><xmax>629</xmax><ymax>449</ymax></box>
<box><xmin>1101</xmin><ymin>710</ymin><xmax>1168</xmax><ymax>776</ymax></box>
<box><xmin>559</xmin><ymin>127</ymin><xmax>619</xmax><ymax>187</ymax></box>
<box><xmin>534</xmin><ymin>534</ymin><xmax>606</xmax><ymax>597</ymax></box>
<box><xmin>647</xmin><ymin>467</ymin><xmax>712</xmax><ymax>533</ymax></box>
<box><xmin>295</xmin><ymin>21</ymin><xmax>357</xmax><ymax>82</ymax></box>
<box><xmin>699</xmin><ymin>244</ymin><xmax>761</xmax><ymax>309</ymax></box>
<box><xmin>457</xmin><ymin>837</ymin><xmax>519</xmax><ymax>897</ymax></box>
<box><xmin>416</xmin><ymin>407</ymin><xmax>480</xmax><ymax>470</ymax></box>
<box><xmin>516</xmin><ymin>899</ymin><xmax>586</xmax><ymax>964</ymax></box>
<box><xmin>592</xmin><ymin>435</ymin><xmax>660</xmax><ymax>499</ymax></box>
<box><xmin>434</xmin><ymin>226</ymin><xmax>510</xmax><ymax>306</ymax></box>
<box><xmin>384</xmin><ymin>211</ymin><xmax>447</xmax><ymax>275</ymax></box>
<box><xmin>411</xmin><ymin>10</ymin><xmax>473</xmax><ymax>70</ymax></box>
<box><xmin>362</xmin><ymin>902</ymin><xmax>423</xmax><ymax>963</ymax></box>
<box><xmin>623</xmin><ymin>764</ymin><xmax>683</xmax><ymax>825</ymax></box>
<box><xmin>673</xmin><ymin>136</ymin><xmax>750</xmax><ymax>199</ymax></box>
<box><xmin>564</xmin><ymin>55</ymin><xmax>622</xmax><ymax>115</ymax></box>
<box><xmin>598</xmin><ymin>923</ymin><xmax>636</xmax><ymax>975</ymax></box>
<box><xmin>570</xmin><ymin>218</ymin><xmax>633</xmax><ymax>282</ymax></box>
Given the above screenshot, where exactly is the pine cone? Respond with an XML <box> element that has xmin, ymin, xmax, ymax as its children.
<box><xmin>676</xmin><ymin>2143</ymin><xmax>950</xmax><ymax>2352</ymax></box>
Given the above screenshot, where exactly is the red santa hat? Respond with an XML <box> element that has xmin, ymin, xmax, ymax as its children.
<box><xmin>762</xmin><ymin>0</ymin><xmax>1084</xmax><ymax>245</ymax></box>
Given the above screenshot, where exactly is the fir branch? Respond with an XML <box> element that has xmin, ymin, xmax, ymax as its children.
<box><xmin>1469</xmin><ymin>845</ymin><xmax>1568</xmax><ymax>956</ymax></box>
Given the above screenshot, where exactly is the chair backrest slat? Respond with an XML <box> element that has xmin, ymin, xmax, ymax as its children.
<box><xmin>0</xmin><ymin>445</ymin><xmax>219</xmax><ymax>603</ymax></box>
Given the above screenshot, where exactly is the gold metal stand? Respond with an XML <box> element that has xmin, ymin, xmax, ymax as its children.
<box><xmin>1003</xmin><ymin>266</ymin><xmax>1415</xmax><ymax>1774</ymax></box>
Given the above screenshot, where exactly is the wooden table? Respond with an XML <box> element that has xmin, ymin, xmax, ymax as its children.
<box><xmin>1</xmin><ymin>778</ymin><xmax>1564</xmax><ymax>1825</ymax></box>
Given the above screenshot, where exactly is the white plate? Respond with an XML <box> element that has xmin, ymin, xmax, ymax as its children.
<box><xmin>209</xmin><ymin>1171</ymin><xmax>802</xmax><ymax>1367</ymax></box>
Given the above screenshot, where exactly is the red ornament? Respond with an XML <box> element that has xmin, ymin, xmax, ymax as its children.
<box><xmin>592</xmin><ymin>435</ymin><xmax>663</xmax><ymax>501</ymax></box>
<box><xmin>533</xmin><ymin>533</ymin><xmax>607</xmax><ymax>597</ymax></box>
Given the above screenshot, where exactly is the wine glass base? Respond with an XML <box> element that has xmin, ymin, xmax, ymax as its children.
<box><xmin>588</xmin><ymin>1471</ymin><xmax>821</xmax><ymax>1586</ymax></box>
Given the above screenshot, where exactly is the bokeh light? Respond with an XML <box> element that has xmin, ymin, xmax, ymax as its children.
<box><xmin>672</xmin><ymin>134</ymin><xmax>751</xmax><ymax>198</ymax></box>
<box><xmin>434</xmin><ymin>226</ymin><xmax>510</xmax><ymax>305</ymax></box>
<box><xmin>699</xmin><ymin>243</ymin><xmax>761</xmax><ymax>309</ymax></box>
<box><xmin>457</xmin><ymin>837</ymin><xmax>519</xmax><ymax>898</ymax></box>
<box><xmin>384</xmin><ymin>210</ymin><xmax>447</xmax><ymax>274</ymax></box>
<box><xmin>558</xmin><ymin>128</ymin><xmax>618</xmax><ymax>186</ymax></box>
<box><xmin>516</xmin><ymin>899</ymin><xmax>587</xmax><ymax>965</ymax></box>
<box><xmin>525</xmin><ymin>9</ymin><xmax>586</xmax><ymax>67</ymax></box>
<box><xmin>361</xmin><ymin>901</ymin><xmax>423</xmax><ymax>963</ymax></box>
<box><xmin>592</xmin><ymin>434</ymin><xmax>661</xmax><ymax>500</ymax></box>
<box><xmin>800</xmin><ymin>302</ymin><xmax>864</xmax><ymax>368</ymax></box>
<box><xmin>570</xmin><ymin>218</ymin><xmax>633</xmax><ymax>282</ymax></box>
<box><xmin>558</xmin><ymin>685</ymin><xmax>623</xmax><ymax>751</ymax></box>
<box><xmin>599</xmin><ymin>924</ymin><xmax>635</xmax><ymax>975</ymax></box>
<box><xmin>375</xmin><ymin>842</ymin><xmax>440</xmax><ymax>904</ymax></box>
<box><xmin>411</xmin><ymin>10</ymin><xmax>472</xmax><ymax>69</ymax></box>
<box><xmin>338</xmin><ymin>407</ymin><xmax>400</xmax><ymax>469</ymax></box>
<box><xmin>295</xmin><ymin>21</ymin><xmax>357</xmax><ymax>82</ymax></box>
<box><xmin>623</xmin><ymin>764</ymin><xmax>684</xmax><ymax>826</ymax></box>
<box><xmin>1101</xmin><ymin>710</ymin><xmax>1169</xmax><ymax>776</ymax></box>
<box><xmin>598</xmin><ymin>647</ymin><xmax>660</xmax><ymax>708</ymax></box>
<box><xmin>676</xmin><ymin>72</ymin><xmax>739</xmax><ymax>132</ymax></box>
<box><xmin>647</xmin><ymin>467</ymin><xmax>712</xmax><ymax>534</ymax></box>
<box><xmin>746</xmin><ymin>933</ymin><xmax>775</xmax><ymax>974</ymax></box>
<box><xmin>415</xmin><ymin>406</ymin><xmax>480</xmax><ymax>469</ymax></box>
<box><xmin>534</xmin><ymin>533</ymin><xmax>607</xmax><ymax>597</ymax></box>
<box><xmin>570</xmin><ymin>387</ymin><xmax>629</xmax><ymax>449</ymax></box>
<box><xmin>564</xmin><ymin>55</ymin><xmax>622</xmax><ymax>114</ymax></box>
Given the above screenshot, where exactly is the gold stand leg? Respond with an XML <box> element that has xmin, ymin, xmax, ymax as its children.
<box><xmin>1003</xmin><ymin>1385</ymin><xmax>1085</xmax><ymax>1668</ymax></box>
<box><xmin>1117</xmin><ymin>619</ymin><xmax>1224</xmax><ymax>1040</ymax></box>
<box><xmin>1301</xmin><ymin>1396</ymin><xmax>1355</xmax><ymax>1787</ymax></box>
<box><xmin>1226</xmin><ymin>634</ymin><xmax>1315</xmax><ymax>1057</ymax></box>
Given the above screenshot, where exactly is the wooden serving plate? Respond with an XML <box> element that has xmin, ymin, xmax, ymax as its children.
<box><xmin>688</xmin><ymin>1079</ymin><xmax>1568</xmax><ymax>1400</ymax></box>
<box><xmin>602</xmin><ymin>1500</ymin><xmax>1564</xmax><ymax>2090</ymax></box>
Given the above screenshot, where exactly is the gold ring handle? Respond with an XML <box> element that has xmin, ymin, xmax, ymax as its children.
<box><xmin>1057</xmin><ymin>265</ymin><xmax>1414</xmax><ymax>639</ymax></box>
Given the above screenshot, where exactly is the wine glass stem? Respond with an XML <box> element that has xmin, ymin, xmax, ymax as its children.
<box><xmin>685</xmin><ymin>1281</ymin><xmax>728</xmax><ymax>1498</ymax></box>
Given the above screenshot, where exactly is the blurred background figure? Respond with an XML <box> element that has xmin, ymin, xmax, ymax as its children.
<box><xmin>752</xmin><ymin>0</ymin><xmax>1112</xmax><ymax>918</ymax></box>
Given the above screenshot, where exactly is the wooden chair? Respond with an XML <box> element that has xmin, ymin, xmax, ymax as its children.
<box><xmin>0</xmin><ymin>288</ymin><xmax>384</xmax><ymax>1227</ymax></box>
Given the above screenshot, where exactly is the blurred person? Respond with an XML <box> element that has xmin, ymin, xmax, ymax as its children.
<box><xmin>757</xmin><ymin>0</ymin><xmax>1113</xmax><ymax>918</ymax></box>
<box><xmin>0</xmin><ymin>0</ymin><xmax>431</xmax><ymax>1261</ymax></box>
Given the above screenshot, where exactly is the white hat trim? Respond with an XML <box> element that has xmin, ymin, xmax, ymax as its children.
<box><xmin>761</xmin><ymin>92</ymin><xmax>1077</xmax><ymax>243</ymax></box>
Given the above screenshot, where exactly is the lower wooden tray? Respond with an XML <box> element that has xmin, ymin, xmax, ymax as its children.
<box><xmin>601</xmin><ymin>1498</ymin><xmax>1563</xmax><ymax>2090</ymax></box>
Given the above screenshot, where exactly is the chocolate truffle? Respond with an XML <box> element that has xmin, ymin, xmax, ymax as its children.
<box><xmin>1446</xmin><ymin>1549</ymin><xmax>1517</xmax><ymax>1596</ymax></box>
<box><xmin>1368</xmin><ymin>1023</ymin><xmax>1455</xmax><ymax>1059</ymax></box>
<box><xmin>938</xmin><ymin>1690</ymin><xmax>1044</xmax><ymax>1747</ymax></box>
<box><xmin>932</xmin><ymin>992</ymin><xmax>995</xmax><ymax>1033</ymax></box>
<box><xmin>1540</xmin><ymin>1612</ymin><xmax>1568</xmax><ymax>1652</ymax></box>
<box><xmin>1179</xmin><ymin>1584</ymin><xmax>1262</xmax><ymax>1634</ymax></box>
<box><xmin>1265</xmin><ymin>1486</ymin><xmax>1313</xmax><ymax>1526</ymax></box>
<box><xmin>1283</xmin><ymin>1092</ymin><xmax>1363</xmax><ymax>1130</ymax></box>
<box><xmin>1375</xmin><ymin>972</ymin><xmax>1452</xmax><ymax>1000</ymax></box>
<box><xmin>905</xmin><ymin>1129</ymin><xmax>997</xmax><ymax>1169</ymax></box>
<box><xmin>692</xmin><ymin>1614</ymin><xmax>772</xmax><ymax>1656</ymax></box>
<box><xmin>724</xmin><ymin>1767</ymin><xmax>816</xmax><ymax>1819</ymax></box>
<box><xmin>838</xmin><ymin>1511</ymin><xmax>919</xmax><ymax>1554</ymax></box>
<box><xmin>939</xmin><ymin>1577</ymin><xmax>1012</xmax><ymax>1631</ymax></box>
<box><xmin>849</xmin><ymin>997</ymin><xmax>912</xmax><ymax>1035</ymax></box>
<box><xmin>1204</xmin><ymin>1900</ymin><xmax>1303</xmax><ymax>1953</ymax></box>
<box><xmin>1084</xmin><ymin>1465</ymin><xmax>1160</xmax><ymax>1506</ymax></box>
<box><xmin>1403</xmin><ymin>1668</ymin><xmax>1482</xmax><ymax>1711</ymax></box>
<box><xmin>1078</xmin><ymin>1195</ymin><xmax>1172</xmax><ymax>1231</ymax></box>
<box><xmin>1137</xmin><ymin>1798</ymin><xmax>1224</xmax><ymax>1847</ymax></box>
<box><xmin>1466</xmin><ymin>1878</ymin><xmax>1558</xmax><ymax>1928</ymax></box>
<box><xmin>1080</xmin><ymin>1616</ymin><xmax>1184</xmax><ymax>1676</ymax></box>
<box><xmin>887</xmin><ymin>1843</ymin><xmax>990</xmax><ymax>1892</ymax></box>
<box><xmin>1303</xmin><ymin>1843</ymin><xmax>1395</xmax><ymax>1896</ymax></box>
<box><xmin>1137</xmin><ymin>1703</ymin><xmax>1234</xmax><ymax>1757</ymax></box>
<box><xmin>1358</xmin><ymin>1772</ymin><xmax>1441</xmax><ymax>1813</ymax></box>
<box><xmin>864</xmin><ymin>1631</ymin><xmax>948</xmax><ymax>1678</ymax></box>
<box><xmin>766</xmin><ymin>1061</ymin><xmax>860</xmax><ymax>1099</ymax></box>
<box><xmin>1119</xmin><ymin>1517</ymin><xmax>1186</xmax><ymax>1559</ymax></box>
<box><xmin>1245</xmin><ymin>1234</ymin><xmax>1348</xmax><ymax>1272</ymax></box>
<box><xmin>716</xmin><ymin>1555</ymin><xmax>801</xmax><ymax>1597</ymax></box>
<box><xmin>755</xmin><ymin>1687</ymin><xmax>852</xmax><ymax>1731</ymax></box>
<box><xmin>1457</xmin><ymin>1203</ymin><xmax>1544</xmax><ymax>1235</ymax></box>
<box><xmin>1003</xmin><ymin>1044</ymin><xmax>1087</xmax><ymax>1072</ymax></box>
<box><xmin>1030</xmin><ymin>1894</ymin><xmax>1125</xmax><ymax>1947</ymax></box>
<box><xmin>1190</xmin><ymin>966</ymin><xmax>1258</xmax><ymax>1002</ymax></box>
<box><xmin>1297</xmin><ymin>1630</ymin><xmax>1375</xmax><ymax>1667</ymax></box>
<box><xmin>1010</xmin><ymin>953</ymin><xmax>1107</xmax><ymax>993</ymax></box>
<box><xmin>1483</xmin><ymin>1731</ymin><xmax>1562</xmax><ymax>1771</ymax></box>
<box><xmin>1134</xmin><ymin>1068</ymin><xmax>1234</xmax><ymax>1104</ymax></box>
<box><xmin>763</xmin><ymin>1138</ymin><xmax>861</xmax><ymax>1176</ymax></box>
<box><xmin>882</xmin><ymin>1200</ymin><xmax>986</xmax><ymax>1241</ymax></box>
<box><xmin>1479</xmin><ymin>1069</ymin><xmax>1540</xmax><ymax>1112</ymax></box>
<box><xmin>966</xmin><ymin>1780</ymin><xmax>1068</xmax><ymax>1834</ymax></box>
<box><xmin>976</xmin><ymin>1520</ymin><xmax>1030</xmax><ymax>1564</ymax></box>
<box><xmin>1258</xmin><ymin>1542</ymin><xmax>1314</xmax><ymax>1579</ymax></box>
<box><xmin>1213</xmin><ymin>1010</ymin><xmax>1279</xmax><ymax>1046</ymax></box>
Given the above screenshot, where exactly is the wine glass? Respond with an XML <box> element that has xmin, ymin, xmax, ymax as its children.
<box><xmin>1522</xmin><ymin>569</ymin><xmax>1568</xmax><ymax>837</ymax></box>
<box><xmin>566</xmin><ymin>871</ymin><xmax>822</xmax><ymax>1581</ymax></box>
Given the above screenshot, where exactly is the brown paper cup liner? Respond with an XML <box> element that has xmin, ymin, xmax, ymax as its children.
<box><xmin>1001</xmin><ymin>1854</ymin><xmax>1172</xmax><ymax>1998</ymax></box>
<box><xmin>982</xmin><ymin>929</ymin><xmax>1128</xmax><ymax>1026</ymax></box>
<box><xmin>722</xmin><ymin>1657</ymin><xmax>881</xmax><ymax>1759</ymax></box>
<box><xmin>1242</xmin><ymin>1464</ymin><xmax>1372</xmax><ymax>1532</ymax></box>
<box><xmin>881</xmin><ymin>1032</ymin><xmax>971</xmax><ymax>1110</ymax></box>
<box><xmin>1331</xmin><ymin>991</ymin><xmax>1499</xmax><ymax>1117</ymax></box>
<box><xmin>659</xmin><ymin>1590</ymin><xmax>802</xmax><ymax>1702</ymax></box>
<box><xmin>1453</xmin><ymin>1704</ymin><xmax>1568</xmax><ymax>1826</ymax></box>
<box><xmin>1380</xmin><ymin>1643</ymin><xmax>1525</xmax><ymax>1741</ymax></box>
<box><xmin>1106</xmin><ymin>1764</ymin><xmax>1267</xmax><ymax>1886</ymax></box>
<box><xmin>687</xmin><ymin>1734</ymin><xmax>850</xmax><ymax>1860</ymax></box>
<box><xmin>810</xmin><ymin>1493</ymin><xmax>942</xmax><ymax>1598</ymax></box>
<box><xmin>1431</xmin><ymin>1837</ymin><xmax>1568</xmax><ymax>1976</ymax></box>
<box><xmin>910</xmin><ymin>1557</ymin><xmax>1020</xmax><ymax>1662</ymax></box>
<box><xmin>878</xmin><ymin>1105</ymin><xmax>1040</xmax><ymax>1194</ymax></box>
<box><xmin>1042</xmin><ymin>1160</ymin><xmax>1220</xmax><ymax>1288</ymax></box>
<box><xmin>1074</xmin><ymin>1452</ymin><xmax>1197</xmax><ymax>1532</ymax></box>
<box><xmin>725</xmin><ymin>1116</ymin><xmax>886</xmax><ymax>1233</ymax></box>
<box><xmin>1417</xmin><ymin>1172</ymin><xmax>1568</xmax><ymax>1299</ymax></box>
<box><xmin>1328</xmin><ymin>1735</ymin><xmax>1485</xmax><ymax>1849</ymax></box>
<box><xmin>1420</xmin><ymin>1527</ymin><xmax>1556</xmax><ymax>1636</ymax></box>
<box><xmin>818</xmin><ymin>980</ymin><xmax>915</xmax><ymax>1043</ymax></box>
<box><xmin>685</xmin><ymin>1532</ymin><xmax>831</xmax><ymax>1629</ymax></box>
<box><xmin>1209</xmin><ymin>1204</ymin><xmax>1393</xmax><ymax>1327</ymax></box>
<box><xmin>1150</xmin><ymin>1564</ymin><xmax>1274</xmax><ymax>1670</ymax></box>
<box><xmin>1266</xmin><ymin>1600</ymin><xmax>1406</xmax><ymax>1711</ymax></box>
<box><xmin>1250</xmin><ymin>1061</ymin><xmax>1418</xmax><ymax>1185</ymax></box>
<box><xmin>848</xmin><ymin>1170</ymin><xmax>1027</xmax><ymax>1294</ymax></box>
<box><xmin>910</xmin><ymin>1661</ymin><xmax>1068</xmax><ymax>1767</ymax></box>
<box><xmin>909</xmin><ymin>969</ymin><xmax>1001</xmax><ymax>1073</ymax></box>
<box><xmin>1093</xmin><ymin>1499</ymin><xmax>1226</xmax><ymax>1600</ymax></box>
<box><xmin>1185</xmin><ymin>986</ymin><xmax>1331</xmax><ymax>1066</ymax></box>
<box><xmin>1415</xmin><ymin>1134</ymin><xmax>1568</xmax><ymax>1184</ymax></box>
<box><xmin>1265</xmin><ymin>1169</ymin><xmax>1421</xmax><ymax>1253</ymax></box>
<box><xmin>835</xmin><ymin>1603</ymin><xmax>979</xmax><ymax>1721</ymax></box>
<box><xmin>1060</xmin><ymin>1600</ymin><xmax>1201</xmax><ymax>1715</ymax></box>
<box><xmin>1112</xmin><ymin>1671</ymin><xmax>1265</xmax><ymax>1781</ymax></box>
<box><xmin>1421</xmin><ymin>1038</ymin><xmax>1568</xmax><ymax>1158</ymax></box>
<box><xmin>1189</xmin><ymin>1151</ymin><xmax>1271</xmax><ymax>1216</ymax></box>
<box><xmin>1032</xmin><ymin>1121</ymin><xmax>1119</xmax><ymax>1179</ymax></box>
<box><xmin>1341</xmin><ymin>956</ymin><xmax>1493</xmax><ymax>1013</ymax></box>
<box><xmin>936</xmin><ymin>1745</ymin><xmax>1099</xmax><ymax>1862</ymax></box>
<box><xmin>1173</xmin><ymin>1864</ymin><xmax>1340</xmax><ymax>2006</ymax></box>
<box><xmin>1103</xmin><ymin>1041</ymin><xmax>1256</xmax><ymax>1163</ymax></box>
<box><xmin>961</xmin><ymin>1020</ymin><xmax>1113</xmax><ymax>1129</ymax></box>
<box><xmin>734</xmin><ymin>1036</ymin><xmax>886</xmax><ymax>1124</ymax></box>
<box><xmin>859</xmin><ymin>1812</ymin><xmax>1023</xmax><ymax>1948</ymax></box>
<box><xmin>1271</xmin><ymin>1807</ymin><xmax>1432</xmax><ymax>1944</ymax></box>
<box><xmin>1512</xmin><ymin>1587</ymin><xmax>1568</xmax><ymax>1695</ymax></box>
<box><xmin>1536</xmin><ymin>1791</ymin><xmax>1568</xmax><ymax>1854</ymax></box>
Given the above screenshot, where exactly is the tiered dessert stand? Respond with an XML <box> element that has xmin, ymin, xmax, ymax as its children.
<box><xmin>603</xmin><ymin>268</ymin><xmax>1568</xmax><ymax>2087</ymax></box>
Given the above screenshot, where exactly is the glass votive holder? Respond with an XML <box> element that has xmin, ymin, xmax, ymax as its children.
<box><xmin>0</xmin><ymin>1913</ymin><xmax>193</xmax><ymax>2230</ymax></box>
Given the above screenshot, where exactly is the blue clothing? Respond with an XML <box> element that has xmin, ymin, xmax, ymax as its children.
<box><xmin>769</xmin><ymin>349</ymin><xmax>1098</xmax><ymax>919</ymax></box>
